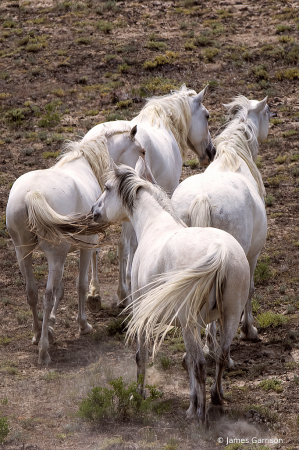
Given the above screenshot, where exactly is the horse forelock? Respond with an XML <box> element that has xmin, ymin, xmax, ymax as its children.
<box><xmin>214</xmin><ymin>99</ymin><xmax>265</xmax><ymax>199</ymax></box>
<box><xmin>110</xmin><ymin>165</ymin><xmax>186</xmax><ymax>225</ymax></box>
<box><xmin>136</xmin><ymin>86</ymin><xmax>197</xmax><ymax>160</ymax></box>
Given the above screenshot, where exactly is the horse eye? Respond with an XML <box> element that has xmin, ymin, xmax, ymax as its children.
<box><xmin>206</xmin><ymin>114</ymin><xmax>210</xmax><ymax>120</ymax></box>
<box><xmin>104</xmin><ymin>185</ymin><xmax>109</xmax><ymax>191</ymax></box>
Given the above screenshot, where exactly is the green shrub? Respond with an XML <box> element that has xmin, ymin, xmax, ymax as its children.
<box><xmin>5</xmin><ymin>108</ymin><xmax>30</xmax><ymax>125</ymax></box>
<box><xmin>275</xmin><ymin>24</ymin><xmax>291</xmax><ymax>33</ymax></box>
<box><xmin>250</xmin><ymin>65</ymin><xmax>268</xmax><ymax>80</ymax></box>
<box><xmin>256</xmin><ymin>312</ymin><xmax>288</xmax><ymax>328</ymax></box>
<box><xmin>285</xmin><ymin>44</ymin><xmax>299</xmax><ymax>64</ymax></box>
<box><xmin>0</xmin><ymin>415</ymin><xmax>9</xmax><ymax>443</ymax></box>
<box><xmin>259</xmin><ymin>378</ymin><xmax>283</xmax><ymax>392</ymax></box>
<box><xmin>160</xmin><ymin>356</ymin><xmax>171</xmax><ymax>370</ymax></box>
<box><xmin>38</xmin><ymin>100</ymin><xmax>61</xmax><ymax>128</ymax></box>
<box><xmin>254</xmin><ymin>257</ymin><xmax>271</xmax><ymax>284</ymax></box>
<box><xmin>275</xmin><ymin>154</ymin><xmax>287</xmax><ymax>164</ymax></box>
<box><xmin>265</xmin><ymin>194</ymin><xmax>274</xmax><ymax>207</ymax></box>
<box><xmin>145</xmin><ymin>41</ymin><xmax>167</xmax><ymax>51</ymax></box>
<box><xmin>96</xmin><ymin>20</ymin><xmax>113</xmax><ymax>34</ymax></box>
<box><xmin>183</xmin><ymin>158</ymin><xmax>199</xmax><ymax>169</ymax></box>
<box><xmin>203</xmin><ymin>47</ymin><xmax>220</xmax><ymax>61</ymax></box>
<box><xmin>76</xmin><ymin>37</ymin><xmax>92</xmax><ymax>45</ymax></box>
<box><xmin>42</xmin><ymin>151</ymin><xmax>60</xmax><ymax>159</ymax></box>
<box><xmin>78</xmin><ymin>376</ymin><xmax>163</xmax><ymax>421</ymax></box>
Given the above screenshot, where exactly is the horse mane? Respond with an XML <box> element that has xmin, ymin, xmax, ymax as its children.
<box><xmin>109</xmin><ymin>164</ymin><xmax>186</xmax><ymax>226</ymax></box>
<box><xmin>55</xmin><ymin>124</ymin><xmax>132</xmax><ymax>191</ymax></box>
<box><xmin>136</xmin><ymin>84</ymin><xmax>196</xmax><ymax>161</ymax></box>
<box><xmin>214</xmin><ymin>96</ymin><xmax>265</xmax><ymax>199</ymax></box>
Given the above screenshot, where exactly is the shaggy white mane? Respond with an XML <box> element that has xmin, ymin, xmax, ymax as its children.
<box><xmin>135</xmin><ymin>84</ymin><xmax>197</xmax><ymax>161</ymax></box>
<box><xmin>214</xmin><ymin>96</ymin><xmax>265</xmax><ymax>199</ymax></box>
<box><xmin>55</xmin><ymin>124</ymin><xmax>132</xmax><ymax>191</ymax></box>
<box><xmin>108</xmin><ymin>164</ymin><xmax>186</xmax><ymax>226</ymax></box>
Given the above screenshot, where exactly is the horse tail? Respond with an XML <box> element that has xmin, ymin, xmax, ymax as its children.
<box><xmin>188</xmin><ymin>194</ymin><xmax>212</xmax><ymax>228</ymax></box>
<box><xmin>25</xmin><ymin>191</ymin><xmax>107</xmax><ymax>245</ymax></box>
<box><xmin>25</xmin><ymin>190</ymin><xmax>75</xmax><ymax>243</ymax></box>
<box><xmin>126</xmin><ymin>242</ymin><xmax>228</xmax><ymax>355</ymax></box>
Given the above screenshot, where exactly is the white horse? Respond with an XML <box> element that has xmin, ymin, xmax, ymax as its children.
<box><xmin>89</xmin><ymin>158</ymin><xmax>250</xmax><ymax>425</ymax></box>
<box><xmin>6</xmin><ymin>123</ymin><xmax>145</xmax><ymax>365</ymax></box>
<box><xmin>171</xmin><ymin>96</ymin><xmax>271</xmax><ymax>352</ymax></box>
<box><xmin>80</xmin><ymin>84</ymin><xmax>215</xmax><ymax>304</ymax></box>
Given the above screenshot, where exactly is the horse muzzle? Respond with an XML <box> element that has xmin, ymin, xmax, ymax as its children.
<box><xmin>206</xmin><ymin>141</ymin><xmax>216</xmax><ymax>162</ymax></box>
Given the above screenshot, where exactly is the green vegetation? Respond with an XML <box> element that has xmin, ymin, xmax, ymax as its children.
<box><xmin>265</xmin><ymin>194</ymin><xmax>274</xmax><ymax>207</ymax></box>
<box><xmin>275</xmin><ymin>24</ymin><xmax>292</xmax><ymax>34</ymax></box>
<box><xmin>38</xmin><ymin>100</ymin><xmax>61</xmax><ymax>128</ymax></box>
<box><xmin>256</xmin><ymin>312</ymin><xmax>288</xmax><ymax>328</ymax></box>
<box><xmin>42</xmin><ymin>151</ymin><xmax>60</xmax><ymax>159</ymax></box>
<box><xmin>254</xmin><ymin>257</ymin><xmax>271</xmax><ymax>284</ymax></box>
<box><xmin>5</xmin><ymin>108</ymin><xmax>30</xmax><ymax>126</ymax></box>
<box><xmin>0</xmin><ymin>337</ymin><xmax>11</xmax><ymax>346</ymax></box>
<box><xmin>96</xmin><ymin>20</ymin><xmax>113</xmax><ymax>34</ymax></box>
<box><xmin>160</xmin><ymin>355</ymin><xmax>171</xmax><ymax>370</ymax></box>
<box><xmin>250</xmin><ymin>65</ymin><xmax>269</xmax><ymax>81</ymax></box>
<box><xmin>0</xmin><ymin>415</ymin><xmax>9</xmax><ymax>444</ymax></box>
<box><xmin>78</xmin><ymin>376</ymin><xmax>164</xmax><ymax>421</ymax></box>
<box><xmin>259</xmin><ymin>378</ymin><xmax>283</xmax><ymax>393</ymax></box>
<box><xmin>275</xmin><ymin>154</ymin><xmax>287</xmax><ymax>164</ymax></box>
<box><xmin>145</xmin><ymin>41</ymin><xmax>167</xmax><ymax>51</ymax></box>
<box><xmin>143</xmin><ymin>51</ymin><xmax>178</xmax><ymax>69</ymax></box>
<box><xmin>203</xmin><ymin>47</ymin><xmax>220</xmax><ymax>62</ymax></box>
<box><xmin>76</xmin><ymin>37</ymin><xmax>92</xmax><ymax>45</ymax></box>
<box><xmin>183</xmin><ymin>158</ymin><xmax>199</xmax><ymax>169</ymax></box>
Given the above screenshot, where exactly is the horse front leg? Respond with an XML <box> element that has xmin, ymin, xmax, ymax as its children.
<box><xmin>77</xmin><ymin>249</ymin><xmax>93</xmax><ymax>335</ymax></box>
<box><xmin>117</xmin><ymin>224</ymin><xmax>130</xmax><ymax>304</ymax></box>
<box><xmin>241</xmin><ymin>254</ymin><xmax>259</xmax><ymax>341</ymax></box>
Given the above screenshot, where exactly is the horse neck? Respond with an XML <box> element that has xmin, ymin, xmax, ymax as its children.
<box><xmin>129</xmin><ymin>190</ymin><xmax>178</xmax><ymax>243</ymax></box>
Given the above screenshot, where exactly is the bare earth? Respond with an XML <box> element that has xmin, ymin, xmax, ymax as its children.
<box><xmin>0</xmin><ymin>0</ymin><xmax>299</xmax><ymax>449</ymax></box>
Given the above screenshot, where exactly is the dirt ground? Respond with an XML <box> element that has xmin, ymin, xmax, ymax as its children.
<box><xmin>0</xmin><ymin>0</ymin><xmax>299</xmax><ymax>449</ymax></box>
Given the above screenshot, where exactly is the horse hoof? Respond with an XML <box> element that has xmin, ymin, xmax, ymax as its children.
<box><xmin>86</xmin><ymin>294</ymin><xmax>101</xmax><ymax>313</ymax></box>
<box><xmin>228</xmin><ymin>357</ymin><xmax>234</xmax><ymax>370</ymax></box>
<box><xmin>48</xmin><ymin>327</ymin><xmax>54</xmax><ymax>344</ymax></box>
<box><xmin>240</xmin><ymin>326</ymin><xmax>260</xmax><ymax>341</ymax></box>
<box><xmin>182</xmin><ymin>353</ymin><xmax>188</xmax><ymax>372</ymax></box>
<box><xmin>38</xmin><ymin>352</ymin><xmax>52</xmax><ymax>365</ymax></box>
<box><xmin>32</xmin><ymin>334</ymin><xmax>40</xmax><ymax>345</ymax></box>
<box><xmin>80</xmin><ymin>322</ymin><xmax>93</xmax><ymax>335</ymax></box>
<box><xmin>49</xmin><ymin>316</ymin><xmax>56</xmax><ymax>327</ymax></box>
<box><xmin>207</xmin><ymin>404</ymin><xmax>225</xmax><ymax>422</ymax></box>
<box><xmin>186</xmin><ymin>407</ymin><xmax>197</xmax><ymax>420</ymax></box>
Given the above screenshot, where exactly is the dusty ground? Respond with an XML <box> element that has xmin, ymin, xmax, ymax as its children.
<box><xmin>0</xmin><ymin>0</ymin><xmax>299</xmax><ymax>449</ymax></box>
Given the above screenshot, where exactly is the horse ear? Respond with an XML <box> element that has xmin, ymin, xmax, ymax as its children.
<box><xmin>194</xmin><ymin>84</ymin><xmax>209</xmax><ymax>103</ymax></box>
<box><xmin>130</xmin><ymin>125</ymin><xmax>138</xmax><ymax>139</ymax></box>
<box><xmin>253</xmin><ymin>96</ymin><xmax>268</xmax><ymax>113</ymax></box>
<box><xmin>135</xmin><ymin>156</ymin><xmax>145</xmax><ymax>177</ymax></box>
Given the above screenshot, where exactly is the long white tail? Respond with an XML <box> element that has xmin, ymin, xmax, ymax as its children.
<box><xmin>189</xmin><ymin>194</ymin><xmax>212</xmax><ymax>228</ymax></box>
<box><xmin>126</xmin><ymin>242</ymin><xmax>228</xmax><ymax>355</ymax></box>
<box><xmin>25</xmin><ymin>191</ymin><xmax>78</xmax><ymax>243</ymax></box>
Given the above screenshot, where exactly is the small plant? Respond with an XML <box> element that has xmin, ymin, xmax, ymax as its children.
<box><xmin>0</xmin><ymin>415</ymin><xmax>9</xmax><ymax>444</ymax></box>
<box><xmin>78</xmin><ymin>376</ymin><xmax>163</xmax><ymax>421</ymax></box>
<box><xmin>160</xmin><ymin>355</ymin><xmax>171</xmax><ymax>370</ymax></box>
<box><xmin>265</xmin><ymin>194</ymin><xmax>274</xmax><ymax>207</ymax></box>
<box><xmin>0</xmin><ymin>337</ymin><xmax>11</xmax><ymax>346</ymax></box>
<box><xmin>96</xmin><ymin>20</ymin><xmax>113</xmax><ymax>34</ymax></box>
<box><xmin>250</xmin><ymin>65</ymin><xmax>269</xmax><ymax>81</ymax></box>
<box><xmin>5</xmin><ymin>108</ymin><xmax>30</xmax><ymax>126</ymax></box>
<box><xmin>203</xmin><ymin>47</ymin><xmax>220</xmax><ymax>62</ymax></box>
<box><xmin>259</xmin><ymin>378</ymin><xmax>283</xmax><ymax>393</ymax></box>
<box><xmin>282</xmin><ymin>130</ymin><xmax>298</xmax><ymax>138</ymax></box>
<box><xmin>184</xmin><ymin>40</ymin><xmax>196</xmax><ymax>51</ymax></box>
<box><xmin>76</xmin><ymin>37</ymin><xmax>92</xmax><ymax>45</ymax></box>
<box><xmin>255</xmin><ymin>156</ymin><xmax>262</xmax><ymax>169</ymax></box>
<box><xmin>256</xmin><ymin>312</ymin><xmax>288</xmax><ymax>328</ymax></box>
<box><xmin>254</xmin><ymin>257</ymin><xmax>271</xmax><ymax>284</ymax></box>
<box><xmin>42</xmin><ymin>151</ymin><xmax>60</xmax><ymax>159</ymax></box>
<box><xmin>118</xmin><ymin>63</ymin><xmax>129</xmax><ymax>73</ymax></box>
<box><xmin>275</xmin><ymin>24</ymin><xmax>291</xmax><ymax>34</ymax></box>
<box><xmin>145</xmin><ymin>41</ymin><xmax>167</xmax><ymax>51</ymax></box>
<box><xmin>183</xmin><ymin>158</ymin><xmax>199</xmax><ymax>169</ymax></box>
<box><xmin>38</xmin><ymin>100</ymin><xmax>61</xmax><ymax>128</ymax></box>
<box><xmin>275</xmin><ymin>154</ymin><xmax>287</xmax><ymax>164</ymax></box>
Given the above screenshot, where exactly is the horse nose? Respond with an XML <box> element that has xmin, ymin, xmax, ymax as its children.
<box><xmin>207</xmin><ymin>142</ymin><xmax>216</xmax><ymax>162</ymax></box>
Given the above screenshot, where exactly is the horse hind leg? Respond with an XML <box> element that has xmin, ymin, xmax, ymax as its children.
<box><xmin>182</xmin><ymin>325</ymin><xmax>207</xmax><ymax>424</ymax></box>
<box><xmin>86</xmin><ymin>249</ymin><xmax>102</xmax><ymax>314</ymax></box>
<box><xmin>9</xmin><ymin>229</ymin><xmax>41</xmax><ymax>345</ymax></box>
<box><xmin>240</xmin><ymin>255</ymin><xmax>259</xmax><ymax>341</ymax></box>
<box><xmin>38</xmin><ymin>243</ymin><xmax>68</xmax><ymax>365</ymax></box>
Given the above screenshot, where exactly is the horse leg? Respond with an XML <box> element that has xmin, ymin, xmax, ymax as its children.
<box><xmin>86</xmin><ymin>249</ymin><xmax>102</xmax><ymax>313</ymax></box>
<box><xmin>117</xmin><ymin>223</ymin><xmax>130</xmax><ymax>304</ymax></box>
<box><xmin>240</xmin><ymin>254</ymin><xmax>259</xmax><ymax>341</ymax></box>
<box><xmin>203</xmin><ymin>322</ymin><xmax>217</xmax><ymax>357</ymax></box>
<box><xmin>11</xmin><ymin>231</ymin><xmax>41</xmax><ymax>344</ymax></box>
<box><xmin>182</xmin><ymin>326</ymin><xmax>207</xmax><ymax>424</ymax></box>
<box><xmin>136</xmin><ymin>331</ymin><xmax>148</xmax><ymax>397</ymax></box>
<box><xmin>38</xmin><ymin>243</ymin><xmax>68</xmax><ymax>365</ymax></box>
<box><xmin>77</xmin><ymin>248</ymin><xmax>93</xmax><ymax>335</ymax></box>
<box><xmin>124</xmin><ymin>229</ymin><xmax>138</xmax><ymax>307</ymax></box>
